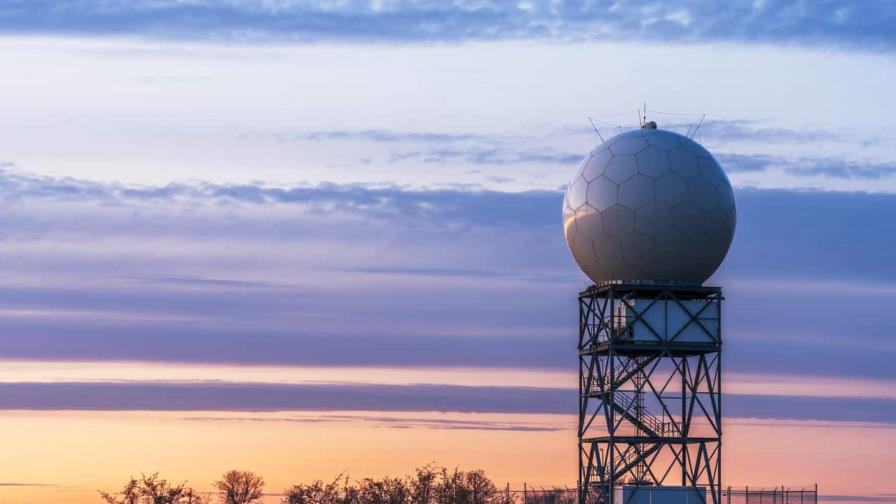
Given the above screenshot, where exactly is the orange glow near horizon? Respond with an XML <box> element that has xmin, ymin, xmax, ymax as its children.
<box><xmin>0</xmin><ymin>360</ymin><xmax>892</xmax><ymax>502</ymax></box>
<box><xmin>0</xmin><ymin>410</ymin><xmax>893</xmax><ymax>504</ymax></box>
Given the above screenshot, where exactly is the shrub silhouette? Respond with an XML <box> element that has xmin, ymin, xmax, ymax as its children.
<box><xmin>101</xmin><ymin>466</ymin><xmax>572</xmax><ymax>504</ymax></box>
<box><xmin>99</xmin><ymin>473</ymin><xmax>208</xmax><ymax>504</ymax></box>
<box><xmin>281</xmin><ymin>466</ymin><xmax>507</xmax><ymax>504</ymax></box>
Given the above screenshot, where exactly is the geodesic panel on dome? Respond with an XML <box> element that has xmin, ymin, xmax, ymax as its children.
<box><xmin>583</xmin><ymin>150</ymin><xmax>612</xmax><ymax>181</ymax></box>
<box><xmin>688</xmin><ymin>177</ymin><xmax>719</xmax><ymax>211</ymax></box>
<box><xmin>567</xmin><ymin>175</ymin><xmax>588</xmax><ymax>210</ymax></box>
<box><xmin>656</xmin><ymin>171</ymin><xmax>689</xmax><ymax>206</ymax></box>
<box><xmin>635</xmin><ymin>200</ymin><xmax>674</xmax><ymax>236</ymax></box>
<box><xmin>636</xmin><ymin>146</ymin><xmax>671</xmax><ymax>179</ymax></box>
<box><xmin>610</xmin><ymin>135</ymin><xmax>648</xmax><ymax>155</ymax></box>
<box><xmin>644</xmin><ymin>129</ymin><xmax>681</xmax><ymax>151</ymax></box>
<box><xmin>602</xmin><ymin>204</ymin><xmax>635</xmax><ymax>237</ymax></box>
<box><xmin>586</xmin><ymin>176</ymin><xmax>619</xmax><ymax>211</ymax></box>
<box><xmin>562</xmin><ymin>128</ymin><xmax>736</xmax><ymax>285</ymax></box>
<box><xmin>669</xmin><ymin>147</ymin><xmax>700</xmax><ymax>179</ymax></box>
<box><xmin>604</xmin><ymin>155</ymin><xmax>638</xmax><ymax>183</ymax></box>
<box><xmin>618</xmin><ymin>174</ymin><xmax>656</xmax><ymax>209</ymax></box>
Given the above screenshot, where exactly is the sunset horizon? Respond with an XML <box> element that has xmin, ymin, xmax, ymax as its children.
<box><xmin>1</xmin><ymin>1</ymin><xmax>895</xmax><ymax>504</ymax></box>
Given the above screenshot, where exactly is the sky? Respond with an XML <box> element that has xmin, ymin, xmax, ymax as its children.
<box><xmin>0</xmin><ymin>1</ymin><xmax>896</xmax><ymax>503</ymax></box>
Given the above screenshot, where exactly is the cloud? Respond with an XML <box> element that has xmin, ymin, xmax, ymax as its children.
<box><xmin>715</xmin><ymin>153</ymin><xmax>779</xmax><ymax>173</ymax></box>
<box><xmin>183</xmin><ymin>413</ymin><xmax>565</xmax><ymax>432</ymax></box>
<box><xmin>249</xmin><ymin>125</ymin><xmax>888</xmax><ymax>175</ymax></box>
<box><xmin>129</xmin><ymin>275</ymin><xmax>279</xmax><ymax>289</ymax></box>
<box><xmin>0</xmin><ymin>1</ymin><xmax>895</xmax><ymax>50</ymax></box>
<box><xmin>259</xmin><ymin>130</ymin><xmax>480</xmax><ymax>144</ymax></box>
<box><xmin>726</xmin><ymin>394</ymin><xmax>896</xmax><ymax>424</ymax></box>
<box><xmin>0</xmin><ymin>324</ymin><xmax>571</xmax><ymax>369</ymax></box>
<box><xmin>0</xmin><ymin>168</ymin><xmax>561</xmax><ymax>227</ymax></box>
<box><xmin>337</xmin><ymin>266</ymin><xmax>510</xmax><ymax>279</ymax></box>
<box><xmin>0</xmin><ymin>482</ymin><xmax>58</xmax><ymax>487</ymax></box>
<box><xmin>714</xmin><ymin>153</ymin><xmax>896</xmax><ymax>179</ymax></box>
<box><xmin>785</xmin><ymin>159</ymin><xmax>896</xmax><ymax>179</ymax></box>
<box><xmin>1</xmin><ymin>170</ymin><xmax>896</xmax><ymax>381</ymax></box>
<box><xmin>0</xmin><ymin>381</ymin><xmax>892</xmax><ymax>424</ymax></box>
<box><xmin>390</xmin><ymin>148</ymin><xmax>581</xmax><ymax>166</ymax></box>
<box><xmin>0</xmin><ymin>381</ymin><xmax>571</xmax><ymax>414</ymax></box>
<box><xmin>253</xmin><ymin>128</ymin><xmax>582</xmax><ymax>167</ymax></box>
<box><xmin>696</xmin><ymin>119</ymin><xmax>842</xmax><ymax>144</ymax></box>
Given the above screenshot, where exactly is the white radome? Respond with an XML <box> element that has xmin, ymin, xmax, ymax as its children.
<box><xmin>562</xmin><ymin>127</ymin><xmax>736</xmax><ymax>285</ymax></box>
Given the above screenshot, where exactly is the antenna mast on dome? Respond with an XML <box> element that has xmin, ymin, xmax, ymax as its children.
<box><xmin>586</xmin><ymin>109</ymin><xmax>640</xmax><ymax>142</ymax></box>
<box><xmin>687</xmin><ymin>113</ymin><xmax>706</xmax><ymax>139</ymax></box>
<box><xmin>589</xmin><ymin>105</ymin><xmax>703</xmax><ymax>138</ymax></box>
<box><xmin>587</xmin><ymin>117</ymin><xmax>605</xmax><ymax>142</ymax></box>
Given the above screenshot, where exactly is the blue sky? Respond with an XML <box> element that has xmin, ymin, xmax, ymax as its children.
<box><xmin>2</xmin><ymin>1</ymin><xmax>895</xmax><ymax>49</ymax></box>
<box><xmin>0</xmin><ymin>1</ymin><xmax>896</xmax><ymax>499</ymax></box>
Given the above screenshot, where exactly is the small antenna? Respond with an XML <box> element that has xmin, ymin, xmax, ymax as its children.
<box><xmin>587</xmin><ymin>117</ymin><xmax>605</xmax><ymax>142</ymax></box>
<box><xmin>688</xmin><ymin>114</ymin><xmax>706</xmax><ymax>139</ymax></box>
<box><xmin>643</xmin><ymin>102</ymin><xmax>647</xmax><ymax>126</ymax></box>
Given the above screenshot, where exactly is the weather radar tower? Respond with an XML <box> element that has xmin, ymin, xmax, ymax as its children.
<box><xmin>562</xmin><ymin>118</ymin><xmax>736</xmax><ymax>504</ymax></box>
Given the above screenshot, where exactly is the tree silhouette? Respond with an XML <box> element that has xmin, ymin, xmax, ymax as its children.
<box><xmin>215</xmin><ymin>470</ymin><xmax>265</xmax><ymax>504</ymax></box>
<box><xmin>281</xmin><ymin>474</ymin><xmax>357</xmax><ymax>504</ymax></box>
<box><xmin>100</xmin><ymin>466</ymin><xmax>567</xmax><ymax>504</ymax></box>
<box><xmin>280</xmin><ymin>465</ymin><xmax>508</xmax><ymax>504</ymax></box>
<box><xmin>99</xmin><ymin>473</ymin><xmax>207</xmax><ymax>504</ymax></box>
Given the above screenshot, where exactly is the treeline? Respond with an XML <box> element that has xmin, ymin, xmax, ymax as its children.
<box><xmin>99</xmin><ymin>466</ymin><xmax>576</xmax><ymax>504</ymax></box>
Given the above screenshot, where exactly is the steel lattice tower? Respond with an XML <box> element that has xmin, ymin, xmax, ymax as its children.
<box><xmin>578</xmin><ymin>282</ymin><xmax>723</xmax><ymax>504</ymax></box>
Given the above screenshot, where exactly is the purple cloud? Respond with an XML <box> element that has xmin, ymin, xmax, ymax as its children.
<box><xmin>0</xmin><ymin>170</ymin><xmax>894</xmax><ymax>382</ymax></box>
<box><xmin>0</xmin><ymin>381</ymin><xmax>891</xmax><ymax>425</ymax></box>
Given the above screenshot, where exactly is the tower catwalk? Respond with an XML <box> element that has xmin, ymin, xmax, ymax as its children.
<box><xmin>578</xmin><ymin>283</ymin><xmax>723</xmax><ymax>504</ymax></box>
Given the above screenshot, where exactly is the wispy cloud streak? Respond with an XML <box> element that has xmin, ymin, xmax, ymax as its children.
<box><xmin>184</xmin><ymin>413</ymin><xmax>566</xmax><ymax>432</ymax></box>
<box><xmin>247</xmin><ymin>125</ymin><xmax>892</xmax><ymax>176</ymax></box>
<box><xmin>0</xmin><ymin>381</ymin><xmax>892</xmax><ymax>424</ymax></box>
<box><xmin>718</xmin><ymin>154</ymin><xmax>896</xmax><ymax>179</ymax></box>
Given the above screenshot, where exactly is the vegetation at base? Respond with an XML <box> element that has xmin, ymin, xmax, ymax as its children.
<box><xmin>98</xmin><ymin>465</ymin><xmax>575</xmax><ymax>504</ymax></box>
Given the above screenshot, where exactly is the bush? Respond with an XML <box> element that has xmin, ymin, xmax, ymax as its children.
<box><xmin>99</xmin><ymin>473</ymin><xmax>208</xmax><ymax>504</ymax></box>
<box><xmin>281</xmin><ymin>475</ymin><xmax>357</xmax><ymax>504</ymax></box>
<box><xmin>281</xmin><ymin>466</ymin><xmax>508</xmax><ymax>504</ymax></box>
<box><xmin>101</xmin><ymin>466</ymin><xmax>522</xmax><ymax>504</ymax></box>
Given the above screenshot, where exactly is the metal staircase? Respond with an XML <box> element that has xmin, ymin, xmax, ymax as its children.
<box><xmin>610</xmin><ymin>391</ymin><xmax>669</xmax><ymax>438</ymax></box>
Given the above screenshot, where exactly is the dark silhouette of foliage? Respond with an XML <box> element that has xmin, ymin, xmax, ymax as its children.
<box><xmin>99</xmin><ymin>473</ymin><xmax>208</xmax><ymax>504</ymax></box>
<box><xmin>101</xmin><ymin>466</ymin><xmax>574</xmax><ymax>504</ymax></box>
<box><xmin>281</xmin><ymin>474</ymin><xmax>357</xmax><ymax>504</ymax></box>
<box><xmin>357</xmin><ymin>476</ymin><xmax>410</xmax><ymax>504</ymax></box>
<box><xmin>433</xmin><ymin>468</ymin><xmax>498</xmax><ymax>504</ymax></box>
<box><xmin>280</xmin><ymin>465</ymin><xmax>511</xmax><ymax>504</ymax></box>
<box><xmin>215</xmin><ymin>470</ymin><xmax>266</xmax><ymax>504</ymax></box>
